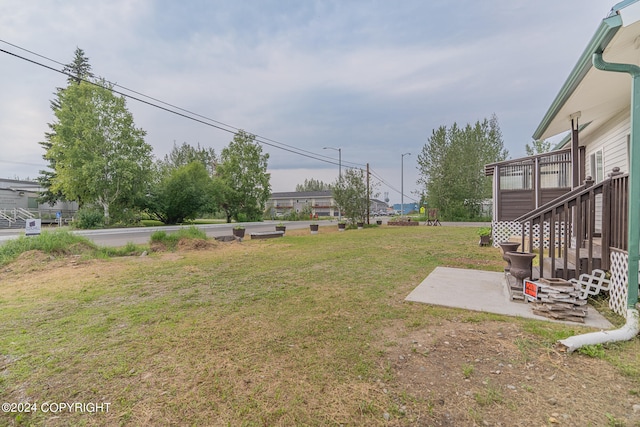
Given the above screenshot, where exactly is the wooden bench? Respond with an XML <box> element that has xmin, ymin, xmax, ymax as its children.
<box><xmin>250</xmin><ymin>231</ymin><xmax>285</xmax><ymax>240</ymax></box>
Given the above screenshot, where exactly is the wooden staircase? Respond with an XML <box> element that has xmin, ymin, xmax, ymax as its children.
<box><xmin>542</xmin><ymin>238</ymin><xmax>602</xmax><ymax>280</ymax></box>
<box><xmin>516</xmin><ymin>171</ymin><xmax>628</xmax><ymax>282</ymax></box>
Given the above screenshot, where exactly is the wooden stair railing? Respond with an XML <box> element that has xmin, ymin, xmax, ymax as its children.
<box><xmin>514</xmin><ymin>169</ymin><xmax>628</xmax><ymax>280</ymax></box>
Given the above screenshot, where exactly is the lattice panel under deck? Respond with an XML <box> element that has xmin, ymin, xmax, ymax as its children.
<box><xmin>492</xmin><ymin>221</ymin><xmax>569</xmax><ymax>250</ymax></box>
<box><xmin>609</xmin><ymin>249</ymin><xmax>629</xmax><ymax>318</ymax></box>
<box><xmin>491</xmin><ymin>221</ymin><xmax>522</xmax><ymax>248</ymax></box>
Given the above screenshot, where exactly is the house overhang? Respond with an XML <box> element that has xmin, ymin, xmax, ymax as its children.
<box><xmin>533</xmin><ymin>1</ymin><xmax>640</xmax><ymax>142</ymax></box>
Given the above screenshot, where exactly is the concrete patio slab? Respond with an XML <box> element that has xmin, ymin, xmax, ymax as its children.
<box><xmin>405</xmin><ymin>266</ymin><xmax>613</xmax><ymax>329</ymax></box>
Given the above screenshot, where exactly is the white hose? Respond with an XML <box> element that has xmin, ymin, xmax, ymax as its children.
<box><xmin>557</xmin><ymin>309</ymin><xmax>640</xmax><ymax>353</ymax></box>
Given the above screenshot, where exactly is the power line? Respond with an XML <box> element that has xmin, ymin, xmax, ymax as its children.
<box><xmin>2</xmin><ymin>40</ymin><xmax>420</xmax><ymax>203</ymax></box>
<box><xmin>369</xmin><ymin>168</ymin><xmax>419</xmax><ymax>203</ymax></box>
<box><xmin>0</xmin><ymin>159</ymin><xmax>46</xmax><ymax>167</ymax></box>
<box><xmin>0</xmin><ymin>40</ymin><xmax>367</xmax><ymax>170</ymax></box>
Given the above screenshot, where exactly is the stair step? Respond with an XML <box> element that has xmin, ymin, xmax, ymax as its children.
<box><xmin>565</xmin><ymin>246</ymin><xmax>602</xmax><ymax>270</ymax></box>
<box><xmin>542</xmin><ymin>254</ymin><xmax>602</xmax><ymax>280</ymax></box>
<box><xmin>542</xmin><ymin>257</ymin><xmax>577</xmax><ymax>280</ymax></box>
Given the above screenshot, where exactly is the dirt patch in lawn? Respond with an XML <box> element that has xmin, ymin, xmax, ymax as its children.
<box><xmin>379</xmin><ymin>317</ymin><xmax>640</xmax><ymax>426</ymax></box>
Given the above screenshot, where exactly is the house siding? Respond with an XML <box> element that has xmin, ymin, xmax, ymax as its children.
<box><xmin>583</xmin><ymin>108</ymin><xmax>630</xmax><ymax>178</ymax></box>
<box><xmin>578</xmin><ymin>108</ymin><xmax>629</xmax><ymax>234</ymax></box>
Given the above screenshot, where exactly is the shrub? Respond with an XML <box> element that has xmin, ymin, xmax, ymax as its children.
<box><xmin>74</xmin><ymin>207</ymin><xmax>105</xmax><ymax>229</ymax></box>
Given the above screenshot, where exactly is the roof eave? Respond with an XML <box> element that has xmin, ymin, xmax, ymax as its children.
<box><xmin>532</xmin><ymin>14</ymin><xmax>623</xmax><ymax>141</ymax></box>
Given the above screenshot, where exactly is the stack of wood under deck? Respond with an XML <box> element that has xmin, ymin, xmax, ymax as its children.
<box><xmin>530</xmin><ymin>278</ymin><xmax>588</xmax><ymax>323</ymax></box>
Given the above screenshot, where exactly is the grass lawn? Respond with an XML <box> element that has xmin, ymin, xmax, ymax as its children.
<box><xmin>0</xmin><ymin>225</ymin><xmax>638</xmax><ymax>426</ymax></box>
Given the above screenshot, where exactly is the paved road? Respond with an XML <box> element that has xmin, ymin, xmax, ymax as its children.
<box><xmin>0</xmin><ymin>221</ymin><xmax>317</xmax><ymax>247</ymax></box>
<box><xmin>0</xmin><ymin>219</ymin><xmax>489</xmax><ymax>247</ymax></box>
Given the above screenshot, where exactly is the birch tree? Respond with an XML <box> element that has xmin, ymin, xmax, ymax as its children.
<box><xmin>45</xmin><ymin>79</ymin><xmax>152</xmax><ymax>224</ymax></box>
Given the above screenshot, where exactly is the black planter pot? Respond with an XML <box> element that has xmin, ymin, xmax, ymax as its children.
<box><xmin>233</xmin><ymin>228</ymin><xmax>245</xmax><ymax>238</ymax></box>
<box><xmin>357</xmin><ymin>222</ymin><xmax>364</xmax><ymax>229</ymax></box>
<box><xmin>275</xmin><ymin>225</ymin><xmax>286</xmax><ymax>234</ymax></box>
<box><xmin>338</xmin><ymin>223</ymin><xmax>346</xmax><ymax>232</ymax></box>
<box><xmin>498</xmin><ymin>242</ymin><xmax>521</xmax><ymax>272</ymax></box>
<box><xmin>479</xmin><ymin>234</ymin><xmax>491</xmax><ymax>246</ymax></box>
<box><xmin>507</xmin><ymin>251</ymin><xmax>536</xmax><ymax>286</ymax></box>
<box><xmin>376</xmin><ymin>220</ymin><xmax>382</xmax><ymax>225</ymax></box>
<box><xmin>310</xmin><ymin>224</ymin><xmax>319</xmax><ymax>234</ymax></box>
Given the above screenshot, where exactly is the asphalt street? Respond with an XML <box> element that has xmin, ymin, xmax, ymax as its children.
<box><xmin>0</xmin><ymin>219</ymin><xmax>489</xmax><ymax>247</ymax></box>
<box><xmin>0</xmin><ymin>220</ymin><xmax>334</xmax><ymax>247</ymax></box>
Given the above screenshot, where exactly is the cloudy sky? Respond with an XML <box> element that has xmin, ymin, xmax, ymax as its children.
<box><xmin>0</xmin><ymin>0</ymin><xmax>613</xmax><ymax>204</ymax></box>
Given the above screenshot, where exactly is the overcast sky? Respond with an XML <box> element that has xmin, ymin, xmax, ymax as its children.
<box><xmin>0</xmin><ymin>0</ymin><xmax>613</xmax><ymax>204</ymax></box>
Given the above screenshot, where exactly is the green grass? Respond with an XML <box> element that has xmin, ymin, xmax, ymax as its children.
<box><xmin>473</xmin><ymin>381</ymin><xmax>503</xmax><ymax>406</ymax></box>
<box><xmin>462</xmin><ymin>363</ymin><xmax>475</xmax><ymax>379</ymax></box>
<box><xmin>139</xmin><ymin>219</ymin><xmax>165</xmax><ymax>226</ymax></box>
<box><xmin>149</xmin><ymin>225</ymin><xmax>208</xmax><ymax>250</ymax></box>
<box><xmin>0</xmin><ymin>229</ymin><xmax>97</xmax><ymax>266</ymax></box>
<box><xmin>0</xmin><ymin>225</ymin><xmax>636</xmax><ymax>426</ymax></box>
<box><xmin>0</xmin><ymin>230</ymin><xmax>147</xmax><ymax>266</ymax></box>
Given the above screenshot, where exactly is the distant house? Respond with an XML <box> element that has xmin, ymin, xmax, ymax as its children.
<box><xmin>266</xmin><ymin>191</ymin><xmax>389</xmax><ymax>218</ymax></box>
<box><xmin>266</xmin><ymin>191</ymin><xmax>337</xmax><ymax>217</ymax></box>
<box><xmin>485</xmin><ymin>0</ymin><xmax>640</xmax><ymax>316</ymax></box>
<box><xmin>0</xmin><ymin>178</ymin><xmax>77</xmax><ymax>228</ymax></box>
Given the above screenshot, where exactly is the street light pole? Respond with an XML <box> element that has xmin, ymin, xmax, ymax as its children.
<box><xmin>323</xmin><ymin>146</ymin><xmax>342</xmax><ymax>220</ymax></box>
<box><xmin>401</xmin><ymin>152</ymin><xmax>411</xmax><ymax>215</ymax></box>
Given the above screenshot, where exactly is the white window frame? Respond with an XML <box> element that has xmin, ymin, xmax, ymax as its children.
<box><xmin>590</xmin><ymin>149</ymin><xmax>604</xmax><ymax>183</ymax></box>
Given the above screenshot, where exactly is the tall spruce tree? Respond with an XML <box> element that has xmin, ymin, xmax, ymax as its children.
<box><xmin>38</xmin><ymin>48</ymin><xmax>94</xmax><ymax>205</ymax></box>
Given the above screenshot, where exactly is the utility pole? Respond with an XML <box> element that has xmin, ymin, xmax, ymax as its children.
<box><xmin>323</xmin><ymin>146</ymin><xmax>342</xmax><ymax>221</ymax></box>
<box><xmin>367</xmin><ymin>163</ymin><xmax>370</xmax><ymax>224</ymax></box>
<box><xmin>401</xmin><ymin>152</ymin><xmax>411</xmax><ymax>216</ymax></box>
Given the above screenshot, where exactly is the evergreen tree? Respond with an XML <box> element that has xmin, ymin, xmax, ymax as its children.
<box><xmin>62</xmin><ymin>47</ymin><xmax>94</xmax><ymax>85</ymax></box>
<box><xmin>38</xmin><ymin>48</ymin><xmax>94</xmax><ymax>205</ymax></box>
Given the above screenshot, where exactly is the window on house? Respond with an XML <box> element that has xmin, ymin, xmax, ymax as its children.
<box><xmin>539</xmin><ymin>151</ymin><xmax>571</xmax><ymax>188</ymax></box>
<box><xmin>590</xmin><ymin>149</ymin><xmax>603</xmax><ymax>183</ymax></box>
<box><xmin>499</xmin><ymin>163</ymin><xmax>532</xmax><ymax>190</ymax></box>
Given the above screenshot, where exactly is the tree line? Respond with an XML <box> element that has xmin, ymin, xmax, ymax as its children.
<box><xmin>38</xmin><ymin>49</ymin><xmax>548</xmax><ymax>226</ymax></box>
<box><xmin>38</xmin><ymin>48</ymin><xmax>271</xmax><ymax>227</ymax></box>
<box><xmin>417</xmin><ymin>115</ymin><xmax>508</xmax><ymax>221</ymax></box>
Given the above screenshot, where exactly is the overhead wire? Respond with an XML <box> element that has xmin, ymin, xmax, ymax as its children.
<box><xmin>0</xmin><ymin>40</ymin><xmax>369</xmax><ymax>170</ymax></box>
<box><xmin>369</xmin><ymin>168</ymin><xmax>419</xmax><ymax>203</ymax></box>
<box><xmin>0</xmin><ymin>40</ymin><xmax>407</xmax><ymax>195</ymax></box>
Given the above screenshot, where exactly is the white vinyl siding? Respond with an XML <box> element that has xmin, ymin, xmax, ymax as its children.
<box><xmin>582</xmin><ymin>108</ymin><xmax>629</xmax><ymax>178</ymax></box>
<box><xmin>580</xmin><ymin>109</ymin><xmax>630</xmax><ymax>235</ymax></box>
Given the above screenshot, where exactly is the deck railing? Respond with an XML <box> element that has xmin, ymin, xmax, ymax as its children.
<box><xmin>515</xmin><ymin>168</ymin><xmax>628</xmax><ymax>280</ymax></box>
<box><xmin>486</xmin><ymin>147</ymin><xmax>584</xmax><ymax>221</ymax></box>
